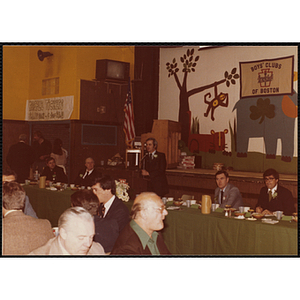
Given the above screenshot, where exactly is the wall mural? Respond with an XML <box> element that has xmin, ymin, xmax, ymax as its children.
<box><xmin>166</xmin><ymin>48</ymin><xmax>239</xmax><ymax>148</ymax></box>
<box><xmin>162</xmin><ymin>47</ymin><xmax>297</xmax><ymax>173</ymax></box>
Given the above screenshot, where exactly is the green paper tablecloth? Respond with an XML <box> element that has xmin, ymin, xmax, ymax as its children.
<box><xmin>23</xmin><ymin>186</ymin><xmax>297</xmax><ymax>256</ymax></box>
<box><xmin>161</xmin><ymin>206</ymin><xmax>297</xmax><ymax>256</ymax></box>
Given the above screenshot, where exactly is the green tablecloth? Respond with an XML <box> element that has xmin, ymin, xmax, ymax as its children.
<box><xmin>23</xmin><ymin>185</ymin><xmax>74</xmax><ymax>227</ymax></box>
<box><xmin>161</xmin><ymin>206</ymin><xmax>298</xmax><ymax>256</ymax></box>
<box><xmin>23</xmin><ymin>186</ymin><xmax>297</xmax><ymax>256</ymax></box>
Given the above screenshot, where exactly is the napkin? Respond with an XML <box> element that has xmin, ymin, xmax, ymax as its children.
<box><xmin>191</xmin><ymin>204</ymin><xmax>199</xmax><ymax>209</ymax></box>
<box><xmin>281</xmin><ymin>215</ymin><xmax>292</xmax><ymax>221</ymax></box>
<box><xmin>245</xmin><ymin>212</ymin><xmax>252</xmax><ymax>218</ymax></box>
<box><xmin>215</xmin><ymin>207</ymin><xmax>224</xmax><ymax>213</ymax></box>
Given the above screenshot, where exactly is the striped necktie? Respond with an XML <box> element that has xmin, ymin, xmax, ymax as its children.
<box><xmin>268</xmin><ymin>190</ymin><xmax>272</xmax><ymax>202</ymax></box>
<box><xmin>100</xmin><ymin>204</ymin><xmax>105</xmax><ymax>218</ymax></box>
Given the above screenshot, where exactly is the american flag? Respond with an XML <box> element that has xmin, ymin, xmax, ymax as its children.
<box><xmin>123</xmin><ymin>79</ymin><xmax>135</xmax><ymax>148</ymax></box>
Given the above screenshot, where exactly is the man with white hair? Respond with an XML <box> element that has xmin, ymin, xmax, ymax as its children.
<box><xmin>111</xmin><ymin>192</ymin><xmax>171</xmax><ymax>255</ymax></box>
<box><xmin>74</xmin><ymin>157</ymin><xmax>101</xmax><ymax>187</ymax></box>
<box><xmin>6</xmin><ymin>134</ymin><xmax>35</xmax><ymax>183</ymax></box>
<box><xmin>30</xmin><ymin>207</ymin><xmax>105</xmax><ymax>255</ymax></box>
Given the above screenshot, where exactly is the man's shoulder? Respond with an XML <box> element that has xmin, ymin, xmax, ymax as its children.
<box><xmin>29</xmin><ymin>237</ymin><xmax>56</xmax><ymax>255</ymax></box>
<box><xmin>4</xmin><ymin>212</ymin><xmax>52</xmax><ymax>232</ymax></box>
<box><xmin>54</xmin><ymin>165</ymin><xmax>64</xmax><ymax>172</ymax></box>
<box><xmin>89</xmin><ymin>242</ymin><xmax>106</xmax><ymax>255</ymax></box>
<box><xmin>277</xmin><ymin>185</ymin><xmax>292</xmax><ymax>195</ymax></box>
<box><xmin>113</xmin><ymin>223</ymin><xmax>139</xmax><ymax>244</ymax></box>
<box><xmin>156</xmin><ymin>151</ymin><xmax>166</xmax><ymax>158</ymax></box>
<box><xmin>227</xmin><ymin>182</ymin><xmax>239</xmax><ymax>191</ymax></box>
<box><xmin>112</xmin><ymin>197</ymin><xmax>129</xmax><ymax>211</ymax></box>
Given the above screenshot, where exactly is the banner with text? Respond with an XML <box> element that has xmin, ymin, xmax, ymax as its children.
<box><xmin>239</xmin><ymin>55</ymin><xmax>294</xmax><ymax>99</ymax></box>
<box><xmin>25</xmin><ymin>96</ymin><xmax>74</xmax><ymax>121</ymax></box>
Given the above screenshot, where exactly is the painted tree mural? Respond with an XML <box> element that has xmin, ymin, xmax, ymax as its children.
<box><xmin>166</xmin><ymin>48</ymin><xmax>239</xmax><ymax>145</ymax></box>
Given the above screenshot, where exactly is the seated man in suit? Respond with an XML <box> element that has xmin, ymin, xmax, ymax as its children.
<box><xmin>41</xmin><ymin>156</ymin><xmax>68</xmax><ymax>183</ymax></box>
<box><xmin>3</xmin><ymin>169</ymin><xmax>38</xmax><ymax>218</ymax></box>
<box><xmin>256</xmin><ymin>168</ymin><xmax>295</xmax><ymax>216</ymax></box>
<box><xmin>30</xmin><ymin>207</ymin><xmax>106</xmax><ymax>255</ymax></box>
<box><xmin>92</xmin><ymin>175</ymin><xmax>130</xmax><ymax>234</ymax></box>
<box><xmin>111</xmin><ymin>192</ymin><xmax>171</xmax><ymax>255</ymax></box>
<box><xmin>141</xmin><ymin>137</ymin><xmax>169</xmax><ymax>197</ymax></box>
<box><xmin>214</xmin><ymin>170</ymin><xmax>243</xmax><ymax>209</ymax></box>
<box><xmin>2</xmin><ymin>181</ymin><xmax>54</xmax><ymax>255</ymax></box>
<box><xmin>74</xmin><ymin>157</ymin><xmax>101</xmax><ymax>187</ymax></box>
<box><xmin>70</xmin><ymin>189</ymin><xmax>119</xmax><ymax>253</ymax></box>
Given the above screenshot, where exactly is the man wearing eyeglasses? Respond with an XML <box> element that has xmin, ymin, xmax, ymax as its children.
<box><xmin>255</xmin><ymin>168</ymin><xmax>295</xmax><ymax>215</ymax></box>
<box><xmin>111</xmin><ymin>192</ymin><xmax>171</xmax><ymax>255</ymax></box>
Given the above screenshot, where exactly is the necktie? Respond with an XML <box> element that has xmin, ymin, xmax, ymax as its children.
<box><xmin>220</xmin><ymin>190</ymin><xmax>224</xmax><ymax>204</ymax></box>
<box><xmin>100</xmin><ymin>204</ymin><xmax>105</xmax><ymax>218</ymax></box>
<box><xmin>268</xmin><ymin>190</ymin><xmax>272</xmax><ymax>202</ymax></box>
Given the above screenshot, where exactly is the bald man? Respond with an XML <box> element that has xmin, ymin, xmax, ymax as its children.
<box><xmin>111</xmin><ymin>192</ymin><xmax>171</xmax><ymax>255</ymax></box>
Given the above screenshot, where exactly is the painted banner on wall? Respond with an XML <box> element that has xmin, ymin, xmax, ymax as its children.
<box><xmin>25</xmin><ymin>96</ymin><xmax>74</xmax><ymax>121</ymax></box>
<box><xmin>239</xmin><ymin>55</ymin><xmax>294</xmax><ymax>99</ymax></box>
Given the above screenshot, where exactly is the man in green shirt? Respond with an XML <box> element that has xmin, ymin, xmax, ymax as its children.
<box><xmin>111</xmin><ymin>192</ymin><xmax>171</xmax><ymax>255</ymax></box>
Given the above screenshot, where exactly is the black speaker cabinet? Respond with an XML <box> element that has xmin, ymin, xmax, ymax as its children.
<box><xmin>95</xmin><ymin>59</ymin><xmax>130</xmax><ymax>82</ymax></box>
<box><xmin>80</xmin><ymin>80</ymin><xmax>127</xmax><ymax>123</ymax></box>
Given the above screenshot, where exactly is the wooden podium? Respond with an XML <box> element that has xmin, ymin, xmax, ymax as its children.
<box><xmin>141</xmin><ymin>120</ymin><xmax>181</xmax><ymax>169</ymax></box>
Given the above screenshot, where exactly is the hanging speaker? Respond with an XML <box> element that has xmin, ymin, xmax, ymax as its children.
<box><xmin>37</xmin><ymin>50</ymin><xmax>53</xmax><ymax>61</ymax></box>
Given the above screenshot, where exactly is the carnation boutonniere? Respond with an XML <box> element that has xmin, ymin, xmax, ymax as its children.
<box><xmin>153</xmin><ymin>154</ymin><xmax>158</xmax><ymax>159</ymax></box>
<box><xmin>272</xmin><ymin>192</ymin><xmax>278</xmax><ymax>199</ymax></box>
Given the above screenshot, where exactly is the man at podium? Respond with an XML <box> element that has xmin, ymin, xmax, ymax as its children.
<box><xmin>141</xmin><ymin>137</ymin><xmax>169</xmax><ymax>197</ymax></box>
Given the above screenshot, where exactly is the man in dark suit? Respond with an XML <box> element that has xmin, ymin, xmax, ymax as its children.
<box><xmin>141</xmin><ymin>137</ymin><xmax>169</xmax><ymax>197</ymax></box>
<box><xmin>111</xmin><ymin>192</ymin><xmax>171</xmax><ymax>255</ymax></box>
<box><xmin>41</xmin><ymin>157</ymin><xmax>68</xmax><ymax>183</ymax></box>
<box><xmin>214</xmin><ymin>170</ymin><xmax>243</xmax><ymax>209</ymax></box>
<box><xmin>74</xmin><ymin>157</ymin><xmax>101</xmax><ymax>187</ymax></box>
<box><xmin>256</xmin><ymin>168</ymin><xmax>295</xmax><ymax>215</ymax></box>
<box><xmin>2</xmin><ymin>181</ymin><xmax>54</xmax><ymax>255</ymax></box>
<box><xmin>6</xmin><ymin>134</ymin><xmax>35</xmax><ymax>183</ymax></box>
<box><xmin>70</xmin><ymin>189</ymin><xmax>119</xmax><ymax>253</ymax></box>
<box><xmin>92</xmin><ymin>175</ymin><xmax>130</xmax><ymax>234</ymax></box>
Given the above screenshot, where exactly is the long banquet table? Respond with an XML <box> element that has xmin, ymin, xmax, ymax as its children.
<box><xmin>23</xmin><ymin>185</ymin><xmax>298</xmax><ymax>256</ymax></box>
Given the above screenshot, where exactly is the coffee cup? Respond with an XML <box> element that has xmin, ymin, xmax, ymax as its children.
<box><xmin>162</xmin><ymin>197</ymin><xmax>167</xmax><ymax>205</ymax></box>
<box><xmin>70</xmin><ymin>184</ymin><xmax>75</xmax><ymax>188</ymax></box>
<box><xmin>186</xmin><ymin>200</ymin><xmax>192</xmax><ymax>208</ymax></box>
<box><xmin>243</xmin><ymin>206</ymin><xmax>250</xmax><ymax>213</ymax></box>
<box><xmin>25</xmin><ymin>179</ymin><xmax>30</xmax><ymax>185</ymax></box>
<box><xmin>211</xmin><ymin>203</ymin><xmax>217</xmax><ymax>212</ymax></box>
<box><xmin>275</xmin><ymin>211</ymin><xmax>283</xmax><ymax>220</ymax></box>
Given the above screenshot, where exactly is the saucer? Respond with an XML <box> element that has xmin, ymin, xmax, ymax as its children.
<box><xmin>234</xmin><ymin>216</ymin><xmax>245</xmax><ymax>220</ymax></box>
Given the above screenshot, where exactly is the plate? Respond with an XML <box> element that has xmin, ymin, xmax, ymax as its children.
<box><xmin>234</xmin><ymin>215</ymin><xmax>245</xmax><ymax>220</ymax></box>
<box><xmin>167</xmin><ymin>206</ymin><xmax>181</xmax><ymax>210</ymax></box>
<box><xmin>261</xmin><ymin>218</ymin><xmax>279</xmax><ymax>224</ymax></box>
<box><xmin>246</xmin><ymin>217</ymin><xmax>257</xmax><ymax>221</ymax></box>
<box><xmin>264</xmin><ymin>214</ymin><xmax>274</xmax><ymax>217</ymax></box>
<box><xmin>46</xmin><ymin>187</ymin><xmax>57</xmax><ymax>191</ymax></box>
